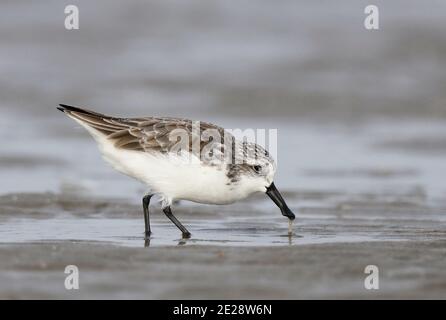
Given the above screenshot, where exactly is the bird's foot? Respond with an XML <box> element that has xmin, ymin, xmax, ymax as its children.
<box><xmin>144</xmin><ymin>231</ymin><xmax>152</xmax><ymax>239</ymax></box>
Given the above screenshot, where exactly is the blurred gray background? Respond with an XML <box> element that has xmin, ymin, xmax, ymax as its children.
<box><xmin>1</xmin><ymin>0</ymin><xmax>446</xmax><ymax>120</ymax></box>
<box><xmin>1</xmin><ymin>0</ymin><xmax>446</xmax><ymax>200</ymax></box>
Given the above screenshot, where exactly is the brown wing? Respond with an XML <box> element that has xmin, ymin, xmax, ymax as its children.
<box><xmin>58</xmin><ymin>104</ymin><xmax>234</xmax><ymax>157</ymax></box>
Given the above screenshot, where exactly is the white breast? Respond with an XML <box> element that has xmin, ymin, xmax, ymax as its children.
<box><xmin>76</xmin><ymin>123</ymin><xmax>248</xmax><ymax>206</ymax></box>
<box><xmin>72</xmin><ymin>117</ymin><xmax>261</xmax><ymax>206</ymax></box>
<box><xmin>107</xmin><ymin>148</ymin><xmax>249</xmax><ymax>205</ymax></box>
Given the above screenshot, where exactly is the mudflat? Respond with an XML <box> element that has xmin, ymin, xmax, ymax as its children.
<box><xmin>0</xmin><ymin>190</ymin><xmax>445</xmax><ymax>299</ymax></box>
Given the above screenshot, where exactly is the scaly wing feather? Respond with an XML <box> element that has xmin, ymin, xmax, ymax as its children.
<box><xmin>57</xmin><ymin>104</ymin><xmax>233</xmax><ymax>158</ymax></box>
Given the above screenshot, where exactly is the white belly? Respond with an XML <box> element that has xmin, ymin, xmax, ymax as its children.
<box><xmin>72</xmin><ymin>118</ymin><xmax>254</xmax><ymax>206</ymax></box>
<box><xmin>95</xmin><ymin>134</ymin><xmax>245</xmax><ymax>206</ymax></box>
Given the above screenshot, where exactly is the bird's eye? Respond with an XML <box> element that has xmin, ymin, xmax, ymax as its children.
<box><xmin>252</xmin><ymin>165</ymin><xmax>262</xmax><ymax>174</ymax></box>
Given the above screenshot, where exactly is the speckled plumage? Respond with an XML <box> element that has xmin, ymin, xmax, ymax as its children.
<box><xmin>58</xmin><ymin>104</ymin><xmax>295</xmax><ymax>238</ymax></box>
<box><xmin>58</xmin><ymin>104</ymin><xmax>276</xmax><ymax>206</ymax></box>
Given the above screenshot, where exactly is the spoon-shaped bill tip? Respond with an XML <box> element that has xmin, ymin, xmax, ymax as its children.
<box><xmin>266</xmin><ymin>182</ymin><xmax>295</xmax><ymax>220</ymax></box>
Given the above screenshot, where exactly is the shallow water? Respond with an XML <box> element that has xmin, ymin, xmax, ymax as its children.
<box><xmin>0</xmin><ymin>185</ymin><xmax>444</xmax><ymax>248</ymax></box>
<box><xmin>1</xmin><ymin>116</ymin><xmax>446</xmax><ymax>248</ymax></box>
<box><xmin>0</xmin><ymin>216</ymin><xmax>406</xmax><ymax>248</ymax></box>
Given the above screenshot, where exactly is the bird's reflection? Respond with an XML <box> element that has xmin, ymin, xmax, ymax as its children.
<box><xmin>178</xmin><ymin>237</ymin><xmax>192</xmax><ymax>246</ymax></box>
<box><xmin>143</xmin><ymin>237</ymin><xmax>192</xmax><ymax>247</ymax></box>
<box><xmin>142</xmin><ymin>229</ymin><xmax>297</xmax><ymax>247</ymax></box>
<box><xmin>288</xmin><ymin>233</ymin><xmax>293</xmax><ymax>245</ymax></box>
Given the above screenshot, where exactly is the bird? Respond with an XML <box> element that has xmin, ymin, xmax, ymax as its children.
<box><xmin>57</xmin><ymin>104</ymin><xmax>295</xmax><ymax>239</ymax></box>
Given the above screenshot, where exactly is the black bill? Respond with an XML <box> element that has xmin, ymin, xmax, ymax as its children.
<box><xmin>266</xmin><ymin>182</ymin><xmax>295</xmax><ymax>220</ymax></box>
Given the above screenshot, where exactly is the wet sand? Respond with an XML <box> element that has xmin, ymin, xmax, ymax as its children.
<box><xmin>1</xmin><ymin>240</ymin><xmax>446</xmax><ymax>299</ymax></box>
<box><xmin>1</xmin><ymin>188</ymin><xmax>445</xmax><ymax>299</ymax></box>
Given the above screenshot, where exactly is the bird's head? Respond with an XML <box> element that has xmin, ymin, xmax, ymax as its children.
<box><xmin>227</xmin><ymin>142</ymin><xmax>295</xmax><ymax>220</ymax></box>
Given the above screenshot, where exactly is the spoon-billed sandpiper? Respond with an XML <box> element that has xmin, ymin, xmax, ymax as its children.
<box><xmin>57</xmin><ymin>104</ymin><xmax>295</xmax><ymax>239</ymax></box>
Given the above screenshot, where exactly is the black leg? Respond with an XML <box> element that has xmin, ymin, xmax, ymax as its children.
<box><xmin>162</xmin><ymin>206</ymin><xmax>191</xmax><ymax>238</ymax></box>
<box><xmin>142</xmin><ymin>194</ymin><xmax>153</xmax><ymax>239</ymax></box>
